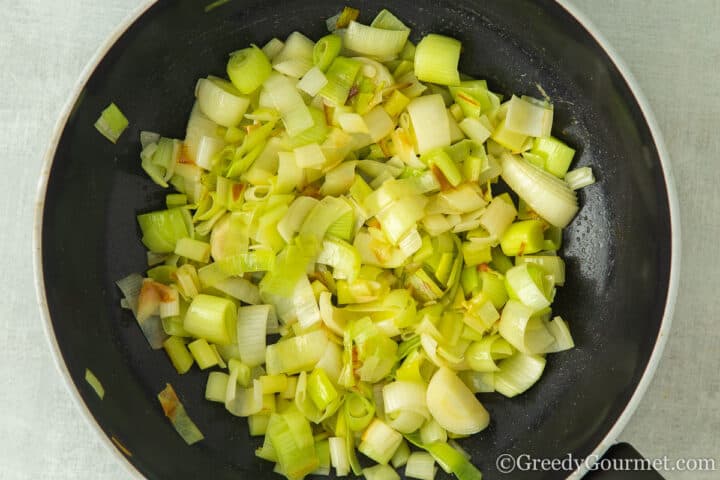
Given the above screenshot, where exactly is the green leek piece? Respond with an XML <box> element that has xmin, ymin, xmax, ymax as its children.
<box><xmin>147</xmin><ymin>265</ymin><xmax>177</xmax><ymax>285</ymax></box>
<box><xmin>500</xmin><ymin>220</ymin><xmax>545</xmax><ymax>256</ymax></box>
<box><xmin>227</xmin><ymin>45</ymin><xmax>273</xmax><ymax>94</ymax></box>
<box><xmin>319</xmin><ymin>57</ymin><xmax>361</xmax><ymax>106</ymax></box>
<box><xmin>489</xmin><ymin>246</ymin><xmax>513</xmax><ymax>274</ymax></box>
<box><xmin>405</xmin><ymin>434</ymin><xmax>482</xmax><ymax>480</ymax></box>
<box><xmin>317</xmin><ymin>237</ymin><xmax>361</xmax><ymax>281</ymax></box>
<box><xmin>163</xmin><ymin>336</ymin><xmax>194</xmax><ymax>374</ymax></box>
<box><xmin>265</xmin><ymin>330</ymin><xmax>328</xmax><ymax>375</ymax></box>
<box><xmin>344</xmin><ymin>392</ymin><xmax>375</xmax><ymax>432</ymax></box>
<box><xmin>229</xmin><ymin>358</ymin><xmax>252</xmax><ymax>388</ymax></box>
<box><xmin>421</xmin><ymin>148</ymin><xmax>462</xmax><ymax>187</ymax></box>
<box><xmin>384</xmin><ymin>90</ymin><xmax>410</xmax><ymax>118</ymax></box>
<box><xmin>308</xmin><ymin>368</ymin><xmax>338</xmax><ymax>411</ymax></box>
<box><xmin>359</xmin><ymin>418</ymin><xmax>403</xmax><ymax>465</ymax></box>
<box><xmin>187</xmin><ymin>338</ymin><xmax>219</xmax><ymax>370</ymax></box>
<box><xmin>480</xmin><ymin>270</ymin><xmax>509</xmax><ymax>310</ymax></box>
<box><xmin>363</xmin><ymin>464</ymin><xmax>401</xmax><ymax>480</ymax></box>
<box><xmin>157</xmin><ymin>384</ymin><xmax>205</xmax><ymax>445</ymax></box>
<box><xmin>205</xmin><ymin>371</ymin><xmax>229</xmax><ymax>402</ymax></box>
<box><xmin>343</xmin><ymin>21</ymin><xmax>409</xmax><ymax>58</ymax></box>
<box><xmin>414</xmin><ymin>34</ymin><xmax>461</xmax><ymax>86</ymax></box>
<box><xmin>492</xmin><ymin>117</ymin><xmax>529</xmax><ymax>153</ymax></box>
<box><xmin>266</xmin><ymin>409</ymin><xmax>319</xmax><ymax>478</ymax></box>
<box><xmin>260</xmin><ymin>374</ymin><xmax>288</xmax><ymax>394</ymax></box>
<box><xmin>531</xmin><ymin>136</ymin><xmax>575</xmax><ymax>178</ymax></box>
<box><xmin>565</xmin><ymin>166</ymin><xmax>595</xmax><ymax>190</ymax></box>
<box><xmin>313</xmin><ymin>34</ymin><xmax>342</xmax><ymax>72</ymax></box>
<box><xmin>449</xmin><ymin>81</ymin><xmax>496</xmax><ymax>118</ymax></box>
<box><xmin>84</xmin><ymin>369</ymin><xmax>105</xmax><ymax>399</ymax></box>
<box><xmin>283</xmin><ymin>107</ymin><xmax>329</xmax><ymax>149</ymax></box>
<box><xmin>371</xmin><ymin>9</ymin><xmax>409</xmax><ymax>30</ymax></box>
<box><xmin>174</xmin><ymin>237</ymin><xmax>211</xmax><ymax>263</ymax></box>
<box><xmin>204</xmin><ymin>0</ymin><xmax>230</xmax><ymax>12</ymax></box>
<box><xmin>166</xmin><ymin>193</ymin><xmax>187</xmax><ymax>208</ymax></box>
<box><xmin>183</xmin><ymin>294</ymin><xmax>237</xmax><ymax>345</ymax></box>
<box><xmin>461</xmin><ymin>242</ymin><xmax>492</xmax><ymax>267</ymax></box>
<box><xmin>461</xmin><ymin>266</ymin><xmax>479</xmax><ymax>296</ymax></box>
<box><xmin>95</xmin><ymin>102</ymin><xmax>128</xmax><ymax>143</ymax></box>
<box><xmin>544</xmin><ymin>225</ymin><xmax>562</xmax><ymax>251</ymax></box>
<box><xmin>326</xmin><ymin>209</ymin><xmax>355</xmax><ymax>241</ymax></box>
<box><xmin>249</xmin><ymin>414</ymin><xmax>271</xmax><ymax>436</ymax></box>
<box><xmin>137</xmin><ymin>208</ymin><xmax>189</xmax><ymax>253</ymax></box>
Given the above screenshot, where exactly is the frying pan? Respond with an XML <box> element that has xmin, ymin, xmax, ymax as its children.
<box><xmin>34</xmin><ymin>0</ymin><xmax>680</xmax><ymax>478</ymax></box>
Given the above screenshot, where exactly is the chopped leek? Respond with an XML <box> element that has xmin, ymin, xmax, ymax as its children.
<box><xmin>406</xmin><ymin>451</ymin><xmax>437</xmax><ymax>480</ymax></box>
<box><xmin>118</xmin><ymin>9</ymin><xmax>594</xmax><ymax>479</ymax></box>
<box><xmin>314</xmin><ymin>34</ymin><xmax>343</xmax><ymax>72</ymax></box>
<box><xmin>157</xmin><ymin>384</ymin><xmax>204</xmax><ymax>445</ymax></box>
<box><xmin>407</xmin><ymin>95</ymin><xmax>451</xmax><ymax>154</ymax></box>
<box><xmin>227</xmin><ymin>45</ymin><xmax>273</xmax><ymax>94</ymax></box>
<box><xmin>359</xmin><ymin>418</ymin><xmax>403</xmax><ymax>465</ymax></box>
<box><xmin>426</xmin><ymin>367</ymin><xmax>489</xmax><ymax>435</ymax></box>
<box><xmin>494</xmin><ymin>353</ymin><xmax>546</xmax><ymax>398</ymax></box>
<box><xmin>183</xmin><ymin>294</ymin><xmax>237</xmax><ymax>345</ymax></box>
<box><xmin>84</xmin><ymin>369</ymin><xmax>105</xmax><ymax>399</ymax></box>
<box><xmin>95</xmin><ymin>103</ymin><xmax>128</xmax><ymax>143</ymax></box>
<box><xmin>196</xmin><ymin>76</ymin><xmax>250</xmax><ymax>127</ymax></box>
<box><xmin>565</xmin><ymin>166</ymin><xmax>596</xmax><ymax>190</ymax></box>
<box><xmin>414</xmin><ymin>34</ymin><xmax>461</xmax><ymax>86</ymax></box>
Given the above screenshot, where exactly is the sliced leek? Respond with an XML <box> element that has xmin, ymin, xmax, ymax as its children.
<box><xmin>118</xmin><ymin>8</ymin><xmax>593</xmax><ymax>480</ymax></box>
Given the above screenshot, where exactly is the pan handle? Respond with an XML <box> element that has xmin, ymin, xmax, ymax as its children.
<box><xmin>584</xmin><ymin>443</ymin><xmax>665</xmax><ymax>479</ymax></box>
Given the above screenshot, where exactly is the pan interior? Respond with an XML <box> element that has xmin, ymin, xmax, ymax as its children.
<box><xmin>41</xmin><ymin>0</ymin><xmax>672</xmax><ymax>478</ymax></box>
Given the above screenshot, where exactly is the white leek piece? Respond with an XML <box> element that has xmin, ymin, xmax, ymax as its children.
<box><xmin>544</xmin><ymin>316</ymin><xmax>575</xmax><ymax>352</ymax></box>
<box><xmin>504</xmin><ymin>95</ymin><xmax>553</xmax><ymax>137</ymax></box>
<box><xmin>236</xmin><ymin>305</ymin><xmax>270</xmax><ymax>367</ymax></box>
<box><xmin>565</xmin><ymin>166</ymin><xmax>596</xmax><ymax>190</ymax></box>
<box><xmin>358</xmin><ymin>419</ymin><xmax>403</xmax><ymax>465</ymax></box>
<box><xmin>263</xmin><ymin>73</ymin><xmax>314</xmax><ymax>136</ymax></box>
<box><xmin>426</xmin><ymin>367</ymin><xmax>490</xmax><ymax>435</ymax></box>
<box><xmin>494</xmin><ymin>353</ymin><xmax>546</xmax><ymax>398</ymax></box>
<box><xmin>407</xmin><ymin>95</ymin><xmax>451</xmax><ymax>154</ymax></box>
<box><xmin>343</xmin><ymin>21</ymin><xmax>409</xmax><ymax>58</ymax></box>
<box><xmin>196</xmin><ymin>76</ymin><xmax>250</xmax><ymax>127</ymax></box>
<box><xmin>296</xmin><ymin>66</ymin><xmax>329</xmax><ymax>96</ymax></box>
<box><xmin>273</xmin><ymin>31</ymin><xmax>315</xmax><ymax>79</ymax></box>
<box><xmin>500</xmin><ymin>153</ymin><xmax>579</xmax><ymax>228</ymax></box>
<box><xmin>498</xmin><ymin>300</ymin><xmax>555</xmax><ymax>354</ymax></box>
<box><xmin>405</xmin><ymin>452</ymin><xmax>437</xmax><ymax>480</ymax></box>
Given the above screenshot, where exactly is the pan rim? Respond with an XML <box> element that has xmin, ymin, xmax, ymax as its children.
<box><xmin>554</xmin><ymin>0</ymin><xmax>680</xmax><ymax>476</ymax></box>
<box><xmin>32</xmin><ymin>0</ymin><xmax>681</xmax><ymax>478</ymax></box>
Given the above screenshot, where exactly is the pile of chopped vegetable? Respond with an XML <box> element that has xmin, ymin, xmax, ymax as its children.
<box><xmin>108</xmin><ymin>6</ymin><xmax>596</xmax><ymax>480</ymax></box>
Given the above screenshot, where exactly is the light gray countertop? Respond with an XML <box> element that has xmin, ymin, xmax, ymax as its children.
<box><xmin>1</xmin><ymin>0</ymin><xmax>718</xmax><ymax>478</ymax></box>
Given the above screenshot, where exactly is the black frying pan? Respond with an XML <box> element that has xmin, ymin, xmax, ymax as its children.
<box><xmin>35</xmin><ymin>0</ymin><xmax>678</xmax><ymax>478</ymax></box>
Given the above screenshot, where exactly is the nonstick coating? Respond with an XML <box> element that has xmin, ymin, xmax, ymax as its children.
<box><xmin>40</xmin><ymin>0</ymin><xmax>673</xmax><ymax>478</ymax></box>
